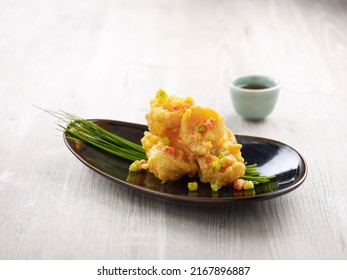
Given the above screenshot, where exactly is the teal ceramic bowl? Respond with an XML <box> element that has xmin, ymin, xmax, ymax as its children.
<box><xmin>229</xmin><ymin>75</ymin><xmax>280</xmax><ymax>120</ymax></box>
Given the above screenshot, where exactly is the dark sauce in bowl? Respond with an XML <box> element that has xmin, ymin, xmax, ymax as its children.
<box><xmin>241</xmin><ymin>84</ymin><xmax>269</xmax><ymax>90</ymax></box>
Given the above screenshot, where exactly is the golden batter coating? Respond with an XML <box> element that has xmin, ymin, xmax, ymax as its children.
<box><xmin>140</xmin><ymin>89</ymin><xmax>245</xmax><ymax>190</ymax></box>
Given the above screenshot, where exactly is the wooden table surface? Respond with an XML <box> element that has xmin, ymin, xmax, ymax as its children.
<box><xmin>1</xmin><ymin>0</ymin><xmax>346</xmax><ymax>260</ymax></box>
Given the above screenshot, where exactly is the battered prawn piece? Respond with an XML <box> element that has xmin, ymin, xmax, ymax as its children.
<box><xmin>142</xmin><ymin>89</ymin><xmax>198</xmax><ymax>181</ymax></box>
<box><xmin>179</xmin><ymin>106</ymin><xmax>225</xmax><ymax>156</ymax></box>
<box><xmin>145</xmin><ymin>89</ymin><xmax>194</xmax><ymax>138</ymax></box>
<box><xmin>180</xmin><ymin>106</ymin><xmax>245</xmax><ymax>190</ymax></box>
<box><xmin>216</xmin><ymin>127</ymin><xmax>246</xmax><ymax>187</ymax></box>
<box><xmin>141</xmin><ymin>132</ymin><xmax>198</xmax><ymax>182</ymax></box>
<box><xmin>197</xmin><ymin>151</ymin><xmax>245</xmax><ymax>192</ymax></box>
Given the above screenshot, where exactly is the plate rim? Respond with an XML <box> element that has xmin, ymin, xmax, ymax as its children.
<box><xmin>63</xmin><ymin>119</ymin><xmax>308</xmax><ymax>205</ymax></box>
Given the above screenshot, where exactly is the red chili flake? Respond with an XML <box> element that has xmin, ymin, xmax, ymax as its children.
<box><xmin>206</xmin><ymin>118</ymin><xmax>215</xmax><ymax>128</ymax></box>
<box><xmin>163</xmin><ymin>146</ymin><xmax>174</xmax><ymax>155</ymax></box>
<box><xmin>207</xmin><ymin>155</ymin><xmax>214</xmax><ymax>163</ymax></box>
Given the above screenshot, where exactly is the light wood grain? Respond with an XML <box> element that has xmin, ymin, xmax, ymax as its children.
<box><xmin>0</xmin><ymin>0</ymin><xmax>346</xmax><ymax>260</ymax></box>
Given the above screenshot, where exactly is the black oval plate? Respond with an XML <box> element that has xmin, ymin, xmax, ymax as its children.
<box><xmin>64</xmin><ymin>119</ymin><xmax>307</xmax><ymax>205</ymax></box>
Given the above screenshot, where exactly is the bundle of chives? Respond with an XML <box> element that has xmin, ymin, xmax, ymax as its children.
<box><xmin>39</xmin><ymin>108</ymin><xmax>147</xmax><ymax>162</ymax></box>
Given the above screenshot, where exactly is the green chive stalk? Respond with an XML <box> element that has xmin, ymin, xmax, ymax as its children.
<box><xmin>242</xmin><ymin>163</ymin><xmax>275</xmax><ymax>185</ymax></box>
